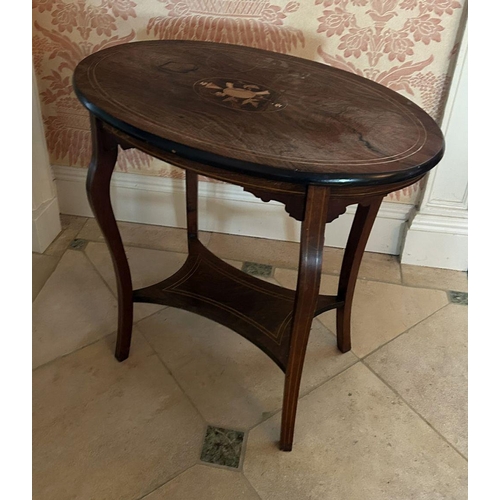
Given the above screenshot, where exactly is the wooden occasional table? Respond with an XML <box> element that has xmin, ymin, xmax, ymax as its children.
<box><xmin>73</xmin><ymin>40</ymin><xmax>444</xmax><ymax>451</ymax></box>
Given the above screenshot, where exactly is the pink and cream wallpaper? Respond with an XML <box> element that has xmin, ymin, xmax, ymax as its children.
<box><xmin>33</xmin><ymin>0</ymin><xmax>465</xmax><ymax>203</ymax></box>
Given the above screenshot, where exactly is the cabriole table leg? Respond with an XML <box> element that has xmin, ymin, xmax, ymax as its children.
<box><xmin>336</xmin><ymin>197</ymin><xmax>384</xmax><ymax>353</ymax></box>
<box><xmin>280</xmin><ymin>185</ymin><xmax>330</xmax><ymax>451</ymax></box>
<box><xmin>86</xmin><ymin>116</ymin><xmax>133</xmax><ymax>362</ymax></box>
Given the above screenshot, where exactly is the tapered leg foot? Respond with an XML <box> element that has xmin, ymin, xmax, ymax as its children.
<box><xmin>280</xmin><ymin>442</ymin><xmax>293</xmax><ymax>452</ymax></box>
<box><xmin>115</xmin><ymin>318</ymin><xmax>133</xmax><ymax>361</ymax></box>
<box><xmin>115</xmin><ymin>350</ymin><xmax>130</xmax><ymax>363</ymax></box>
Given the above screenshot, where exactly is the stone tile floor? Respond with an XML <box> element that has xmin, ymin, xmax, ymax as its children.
<box><xmin>32</xmin><ymin>215</ymin><xmax>468</xmax><ymax>500</ymax></box>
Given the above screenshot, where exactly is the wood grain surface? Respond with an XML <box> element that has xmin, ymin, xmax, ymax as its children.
<box><xmin>74</xmin><ymin>40</ymin><xmax>444</xmax><ymax>186</ymax></box>
<box><xmin>78</xmin><ymin>41</ymin><xmax>446</xmax><ymax>450</ymax></box>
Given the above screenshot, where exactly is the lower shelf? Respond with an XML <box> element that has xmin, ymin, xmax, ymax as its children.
<box><xmin>134</xmin><ymin>239</ymin><xmax>343</xmax><ymax>371</ymax></box>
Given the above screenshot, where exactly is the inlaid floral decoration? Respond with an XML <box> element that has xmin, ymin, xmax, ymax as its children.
<box><xmin>33</xmin><ymin>0</ymin><xmax>464</xmax><ymax>202</ymax></box>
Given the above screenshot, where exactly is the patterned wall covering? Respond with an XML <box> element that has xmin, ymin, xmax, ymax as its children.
<box><xmin>33</xmin><ymin>0</ymin><xmax>464</xmax><ymax>203</ymax></box>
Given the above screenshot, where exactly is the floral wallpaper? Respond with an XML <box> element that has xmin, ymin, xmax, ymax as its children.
<box><xmin>33</xmin><ymin>0</ymin><xmax>465</xmax><ymax>202</ymax></box>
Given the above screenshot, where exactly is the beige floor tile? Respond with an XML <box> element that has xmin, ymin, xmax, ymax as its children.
<box><xmin>320</xmin><ymin>277</ymin><xmax>449</xmax><ymax>357</ymax></box>
<box><xmin>321</xmin><ymin>247</ymin><xmax>402</xmax><ymax>283</ymax></box>
<box><xmin>274</xmin><ymin>267</ymin><xmax>337</xmax><ymax>292</ymax></box>
<box><xmin>401</xmin><ymin>264</ymin><xmax>468</xmax><ymax>292</ymax></box>
<box><xmin>84</xmin><ymin>242</ymin><xmax>187</xmax><ymax>321</ymax></box>
<box><xmin>207</xmin><ymin>233</ymin><xmax>351</xmax><ymax>273</ymax></box>
<box><xmin>274</xmin><ymin>269</ymin><xmax>448</xmax><ymax>357</ymax></box>
<box><xmin>33</xmin><ymin>250</ymin><xmax>118</xmax><ymax>368</ymax></box>
<box><xmin>144</xmin><ymin>465</ymin><xmax>261</xmax><ymax>500</ymax></box>
<box><xmin>276</xmin><ymin>269</ymin><xmax>449</xmax><ymax>358</ymax></box>
<box><xmin>208</xmin><ymin>232</ymin><xmax>301</xmax><ymax>268</ymax></box>
<box><xmin>321</xmin><ymin>245</ymin><xmax>344</xmax><ymax>274</ymax></box>
<box><xmin>211</xmin><ymin>232</ymin><xmax>343</xmax><ymax>271</ymax></box>
<box><xmin>60</xmin><ymin>214</ymin><xmax>87</xmax><ymax>230</ymax></box>
<box><xmin>138</xmin><ymin>308</ymin><xmax>357</xmax><ymax>429</ymax></box>
<box><xmin>77</xmin><ymin>218</ymin><xmax>211</xmax><ymax>252</ymax></box>
<box><xmin>43</xmin><ymin>215</ymin><xmax>87</xmax><ymax>257</ymax></box>
<box><xmin>33</xmin><ymin>332</ymin><xmax>206</xmax><ymax>500</ymax></box>
<box><xmin>357</xmin><ymin>252</ymin><xmax>402</xmax><ymax>283</ymax></box>
<box><xmin>76</xmin><ymin>218</ymin><xmax>104</xmax><ymax>241</ymax></box>
<box><xmin>224</xmin><ymin>259</ymin><xmax>243</xmax><ymax>270</ymax></box>
<box><xmin>365</xmin><ymin>304</ymin><xmax>468</xmax><ymax>456</ymax></box>
<box><xmin>244</xmin><ymin>363</ymin><xmax>467</xmax><ymax>500</ymax></box>
<box><xmin>207</xmin><ymin>233</ymin><xmax>401</xmax><ymax>282</ymax></box>
<box><xmin>32</xmin><ymin>253</ymin><xmax>58</xmax><ymax>301</ymax></box>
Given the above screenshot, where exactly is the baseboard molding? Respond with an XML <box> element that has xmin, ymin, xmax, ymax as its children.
<box><xmin>32</xmin><ymin>196</ymin><xmax>61</xmax><ymax>253</ymax></box>
<box><xmin>54</xmin><ymin>166</ymin><xmax>414</xmax><ymax>255</ymax></box>
<box><xmin>401</xmin><ymin>211</ymin><xmax>468</xmax><ymax>270</ymax></box>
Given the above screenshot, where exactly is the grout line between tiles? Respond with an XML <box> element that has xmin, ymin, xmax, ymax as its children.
<box><xmin>203</xmin><ymin>231</ymin><xmax>213</xmax><ymax>248</ymax></box>
<box><xmin>133</xmin><ymin>462</ymin><xmax>264</xmax><ymax>500</ymax></box>
<box><xmin>361</xmin><ymin>360</ymin><xmax>468</xmax><ymax>462</ymax></box>
<box><xmin>132</xmin><ymin>327</ymin><xmax>214</xmax><ymax>477</ymax></box>
<box><xmin>196</xmin><ymin>457</ymin><xmax>246</xmax><ymax>474</ymax></box>
<box><xmin>34</xmin><ymin>217</ymin><xmax>90</xmax><ymax>299</ymax></box>
<box><xmin>275</xmin><ymin>266</ymin><xmax>466</xmax><ymax>292</ymax></box>
<box><xmin>32</xmin><ymin>332</ymin><xmax>114</xmax><ymax>372</ymax></box>
<box><xmin>87</xmin><ymin>240</ymin><xmax>191</xmax><ymax>254</ymax></box>
<box><xmin>397</xmin><ymin>281</ymin><xmax>468</xmax><ymax>293</ymax></box>
<box><xmin>358</xmin><ymin>301</ymin><xmax>451</xmax><ymax>361</ymax></box>
<box><xmin>76</xmin><ymin>222</ymin><xmax>213</xmax><ymax>254</ymax></box>
<box><xmin>136</xmin><ymin>322</ymin><xmax>209</xmax><ymax>430</ymax></box>
<box><xmin>132</xmin><ymin>463</ymin><xmax>198</xmax><ymax>500</ymax></box>
<box><xmin>43</xmin><ymin>218</ymin><xmax>89</xmax><ymax>258</ymax></box>
<box><xmin>339</xmin><ymin>273</ymin><xmax>465</xmax><ymax>292</ymax></box>
<box><xmin>132</xmin><ymin>305</ymin><xmax>170</xmax><ymax>324</ymax></box>
<box><xmin>245</xmin><ymin>357</ymin><xmax>361</xmax><ymax>434</ymax></box>
<box><xmin>32</xmin><ymin>254</ymin><xmax>61</xmax><ymax>302</ymax></box>
<box><xmin>81</xmin><ymin>244</ymin><xmax>174</xmax><ymax>323</ymax></box>
<box><xmin>81</xmin><ymin>248</ymin><xmax>120</xmax><ymax>299</ymax></box>
<box><xmin>238</xmin><ymin>424</ymin><xmax>250</xmax><ymax>473</ymax></box>
<box><xmin>295</xmin><ymin>356</ymin><xmax>361</xmax><ymax>405</ymax></box>
<box><xmin>398</xmin><ymin>259</ymin><xmax>404</xmax><ymax>285</ymax></box>
<box><xmin>241</xmin><ymin>470</ymin><xmax>265</xmax><ymax>500</ymax></box>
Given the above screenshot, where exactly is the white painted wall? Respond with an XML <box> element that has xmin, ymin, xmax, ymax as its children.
<box><xmin>33</xmin><ymin>65</ymin><xmax>61</xmax><ymax>252</ymax></box>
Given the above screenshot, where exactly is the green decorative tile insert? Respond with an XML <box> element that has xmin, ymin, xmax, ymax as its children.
<box><xmin>242</xmin><ymin>261</ymin><xmax>273</xmax><ymax>278</ymax></box>
<box><xmin>200</xmin><ymin>426</ymin><xmax>244</xmax><ymax>468</ymax></box>
<box><xmin>69</xmin><ymin>239</ymin><xmax>87</xmax><ymax>250</ymax></box>
<box><xmin>449</xmin><ymin>291</ymin><xmax>468</xmax><ymax>305</ymax></box>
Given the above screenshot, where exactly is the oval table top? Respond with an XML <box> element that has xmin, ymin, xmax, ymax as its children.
<box><xmin>73</xmin><ymin>40</ymin><xmax>444</xmax><ymax>187</ymax></box>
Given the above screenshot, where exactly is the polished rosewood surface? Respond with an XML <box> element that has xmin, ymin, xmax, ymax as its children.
<box><xmin>75</xmin><ymin>40</ymin><xmax>445</xmax><ymax>451</ymax></box>
<box><xmin>73</xmin><ymin>40</ymin><xmax>444</xmax><ymax>186</ymax></box>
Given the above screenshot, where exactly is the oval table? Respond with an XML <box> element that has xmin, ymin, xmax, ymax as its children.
<box><xmin>73</xmin><ymin>40</ymin><xmax>444</xmax><ymax>451</ymax></box>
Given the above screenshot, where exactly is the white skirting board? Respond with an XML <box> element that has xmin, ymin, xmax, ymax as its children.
<box><xmin>32</xmin><ymin>195</ymin><xmax>61</xmax><ymax>254</ymax></box>
<box><xmin>54</xmin><ymin>165</ymin><xmax>415</xmax><ymax>255</ymax></box>
<box><xmin>400</xmin><ymin>211</ymin><xmax>468</xmax><ymax>271</ymax></box>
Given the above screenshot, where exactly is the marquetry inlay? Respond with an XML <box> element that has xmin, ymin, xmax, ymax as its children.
<box><xmin>193</xmin><ymin>78</ymin><xmax>286</xmax><ymax>112</ymax></box>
